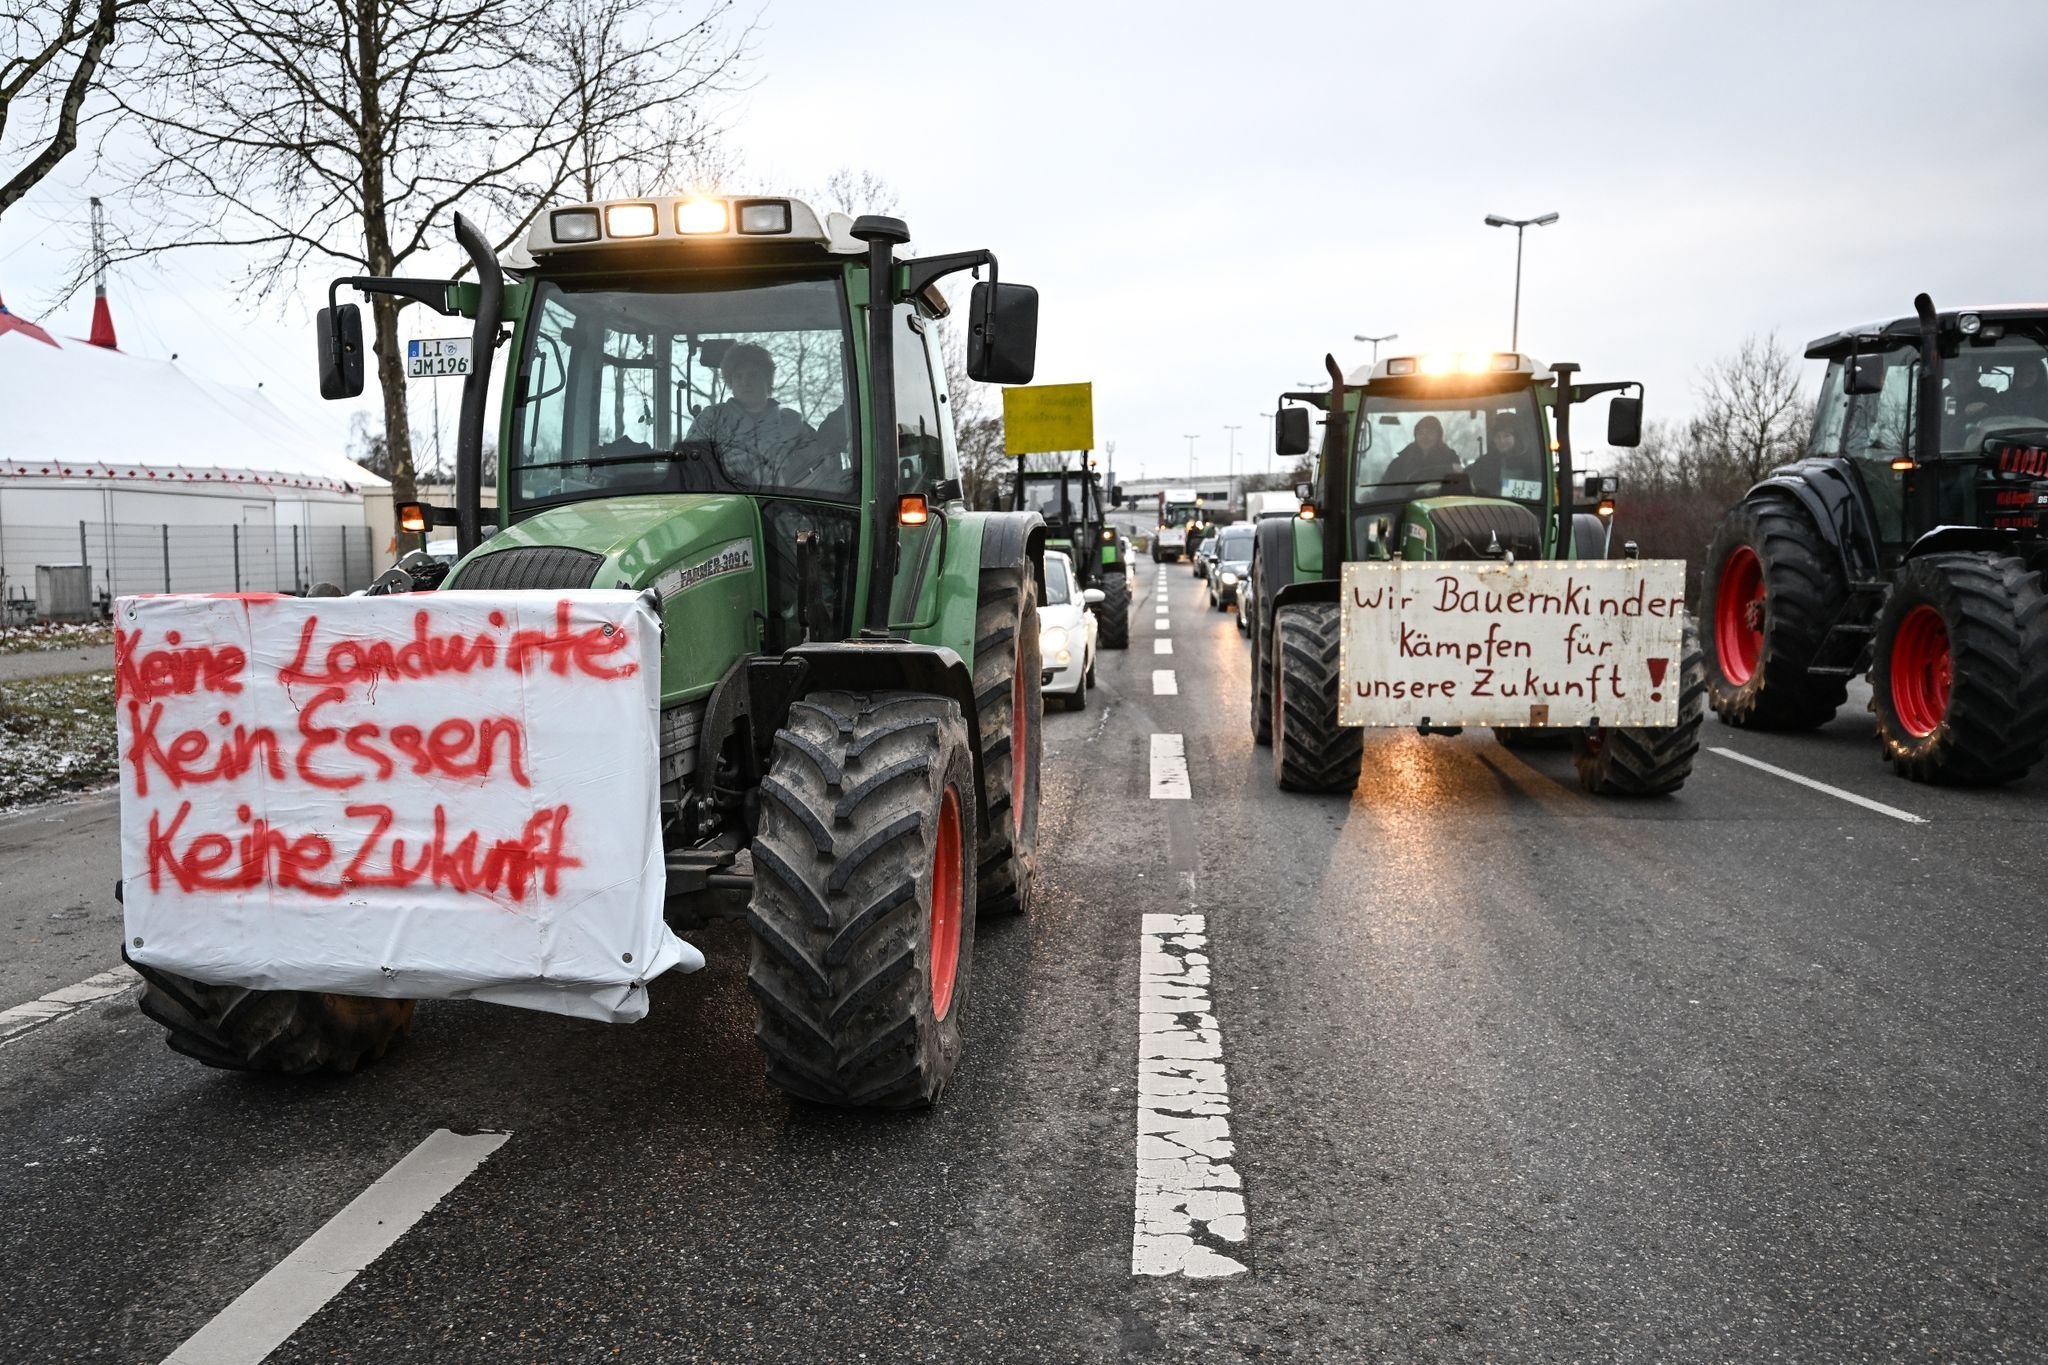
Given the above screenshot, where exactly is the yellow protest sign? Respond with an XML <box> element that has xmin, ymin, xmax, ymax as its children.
<box><xmin>1002</xmin><ymin>382</ymin><xmax>1094</xmax><ymax>455</ymax></box>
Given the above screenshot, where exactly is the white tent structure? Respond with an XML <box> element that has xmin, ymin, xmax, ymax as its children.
<box><xmin>0</xmin><ymin>294</ymin><xmax>389</xmax><ymax>610</ymax></box>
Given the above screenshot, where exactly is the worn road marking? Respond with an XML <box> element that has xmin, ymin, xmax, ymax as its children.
<box><xmin>162</xmin><ymin>1129</ymin><xmax>511</xmax><ymax>1365</ymax></box>
<box><xmin>1708</xmin><ymin>747</ymin><xmax>1928</xmax><ymax>824</ymax></box>
<box><xmin>1149</xmin><ymin>733</ymin><xmax>1191</xmax><ymax>800</ymax></box>
<box><xmin>0</xmin><ymin>965</ymin><xmax>138</xmax><ymax>1047</ymax></box>
<box><xmin>1153</xmin><ymin>670</ymin><xmax>1178</xmax><ymax>696</ymax></box>
<box><xmin>1154</xmin><ymin>639</ymin><xmax>1173</xmax><ymax>655</ymax></box>
<box><xmin>1133</xmin><ymin>912</ymin><xmax>1248</xmax><ymax>1278</ymax></box>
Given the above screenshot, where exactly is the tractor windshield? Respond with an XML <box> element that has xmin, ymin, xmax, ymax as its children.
<box><xmin>1352</xmin><ymin>389</ymin><xmax>1547</xmax><ymax>512</ymax></box>
<box><xmin>509</xmin><ymin>276</ymin><xmax>858</xmax><ymax>510</ymax></box>
<box><xmin>1021</xmin><ymin>473</ymin><xmax>1090</xmax><ymax>524</ymax></box>
<box><xmin>1941</xmin><ymin>338</ymin><xmax>2048</xmax><ymax>451</ymax></box>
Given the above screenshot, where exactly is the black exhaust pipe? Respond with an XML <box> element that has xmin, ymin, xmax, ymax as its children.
<box><xmin>451</xmin><ymin>213</ymin><xmax>503</xmax><ymax>558</ymax></box>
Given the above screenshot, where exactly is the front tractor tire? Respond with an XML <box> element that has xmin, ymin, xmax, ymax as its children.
<box><xmin>1572</xmin><ymin>624</ymin><xmax>1708</xmax><ymax>796</ymax></box>
<box><xmin>1271</xmin><ymin>601</ymin><xmax>1363</xmax><ymax>793</ymax></box>
<box><xmin>972</xmin><ymin>561</ymin><xmax>1043</xmax><ymax>916</ymax></box>
<box><xmin>133</xmin><ymin>964</ymin><xmax>415</xmax><ymax>1074</ymax></box>
<box><xmin>1098</xmin><ymin>571</ymin><xmax>1131</xmax><ymax>650</ymax></box>
<box><xmin>1701</xmin><ymin>500</ymin><xmax>1848</xmax><ymax>730</ymax></box>
<box><xmin>1870</xmin><ymin>554</ymin><xmax>2048</xmax><ymax>785</ymax></box>
<box><xmin>747</xmin><ymin>691</ymin><xmax>980</xmax><ymax>1108</ymax></box>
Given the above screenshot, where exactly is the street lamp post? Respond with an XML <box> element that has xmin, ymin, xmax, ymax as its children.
<box><xmin>1482</xmin><ymin>212</ymin><xmax>1558</xmax><ymax>350</ymax></box>
<box><xmin>1222</xmin><ymin>424</ymin><xmax>1240</xmax><ymax>482</ymax></box>
<box><xmin>1183</xmin><ymin>433</ymin><xmax>1200</xmax><ymax>480</ymax></box>
<box><xmin>1353</xmin><ymin>332</ymin><xmax>1397</xmax><ymax>366</ymax></box>
<box><xmin>1258</xmin><ymin>412</ymin><xmax>1274</xmax><ymax>472</ymax></box>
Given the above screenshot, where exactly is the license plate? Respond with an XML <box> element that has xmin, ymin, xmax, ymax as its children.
<box><xmin>407</xmin><ymin>337</ymin><xmax>472</xmax><ymax>379</ymax></box>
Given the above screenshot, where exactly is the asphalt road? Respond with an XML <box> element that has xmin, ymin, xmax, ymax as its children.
<box><xmin>3</xmin><ymin>563</ymin><xmax>2045</xmax><ymax>1363</ymax></box>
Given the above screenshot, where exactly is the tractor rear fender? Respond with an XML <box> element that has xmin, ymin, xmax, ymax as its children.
<box><xmin>1271</xmin><ymin>578</ymin><xmax>1340</xmax><ymax>614</ymax></box>
<box><xmin>1901</xmin><ymin>526</ymin><xmax>2027</xmax><ymax>562</ymax></box>
<box><xmin>979</xmin><ymin>510</ymin><xmax>1048</xmax><ymax>598</ymax></box>
<box><xmin>1746</xmin><ymin>458</ymin><xmax>1883</xmax><ymax>581</ymax></box>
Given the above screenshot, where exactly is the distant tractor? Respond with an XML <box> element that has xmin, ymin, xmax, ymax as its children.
<box><xmin>1150</xmin><ymin>490</ymin><xmax>1205</xmax><ymax>563</ymax></box>
<box><xmin>1014</xmin><ymin>466</ymin><xmax>1131</xmax><ymax>649</ymax></box>
<box><xmin>1701</xmin><ymin>296</ymin><xmax>2048</xmax><ymax>784</ymax></box>
<box><xmin>1246</xmin><ymin>350</ymin><xmax>1705</xmax><ymax>797</ymax></box>
<box><xmin>133</xmin><ymin>196</ymin><xmax>1049</xmax><ymax>1108</ymax></box>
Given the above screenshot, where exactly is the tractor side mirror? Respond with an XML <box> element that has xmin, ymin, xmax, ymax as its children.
<box><xmin>1606</xmin><ymin>395</ymin><xmax>1643</xmax><ymax>448</ymax></box>
<box><xmin>1276</xmin><ymin>407</ymin><xmax>1312</xmax><ymax>456</ymax></box>
<box><xmin>317</xmin><ymin>303</ymin><xmax>364</xmax><ymax>400</ymax></box>
<box><xmin>1848</xmin><ymin>353</ymin><xmax>1886</xmax><ymax>395</ymax></box>
<box><xmin>1110</xmin><ymin>484</ymin><xmax>1124</xmax><ymax>507</ymax></box>
<box><xmin>1295</xmin><ymin>481</ymin><xmax>1315</xmax><ymax>501</ymax></box>
<box><xmin>967</xmin><ymin>282</ymin><xmax>1038</xmax><ymax>385</ymax></box>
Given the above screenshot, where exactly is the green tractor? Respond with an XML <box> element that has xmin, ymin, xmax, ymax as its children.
<box><xmin>1013</xmin><ymin>465</ymin><xmax>1132</xmax><ymax>648</ymax></box>
<box><xmin>1700</xmin><ymin>296</ymin><xmax>2048</xmax><ymax>784</ymax></box>
<box><xmin>133</xmin><ymin>198</ymin><xmax>1050</xmax><ymax>1109</ymax></box>
<box><xmin>1245</xmin><ymin>349</ymin><xmax>1706</xmax><ymax>796</ymax></box>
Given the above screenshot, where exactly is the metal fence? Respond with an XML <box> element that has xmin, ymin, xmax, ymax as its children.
<box><xmin>1</xmin><ymin>520</ymin><xmax>378</xmax><ymax>619</ymax></box>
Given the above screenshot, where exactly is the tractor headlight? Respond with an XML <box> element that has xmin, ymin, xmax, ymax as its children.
<box><xmin>675</xmin><ymin>198</ymin><xmax>730</xmax><ymax>234</ymax></box>
<box><xmin>604</xmin><ymin>203</ymin><xmax>659</xmax><ymax>238</ymax></box>
<box><xmin>550</xmin><ymin>208</ymin><xmax>601</xmax><ymax>243</ymax></box>
<box><xmin>1959</xmin><ymin>312</ymin><xmax>1983</xmax><ymax>336</ymax></box>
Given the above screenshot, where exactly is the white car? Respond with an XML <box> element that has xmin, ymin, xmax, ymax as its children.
<box><xmin>1038</xmin><ymin>550</ymin><xmax>1101</xmax><ymax>710</ymax></box>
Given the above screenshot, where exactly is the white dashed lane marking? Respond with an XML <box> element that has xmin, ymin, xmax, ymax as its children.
<box><xmin>0</xmin><ymin>965</ymin><xmax>138</xmax><ymax>1048</ymax></box>
<box><xmin>1149</xmin><ymin>733</ymin><xmax>1191</xmax><ymax>799</ymax></box>
<box><xmin>1132</xmin><ymin>913</ymin><xmax>1248</xmax><ymax>1278</ymax></box>
<box><xmin>1153</xmin><ymin>670</ymin><xmax>1178</xmax><ymax>696</ymax></box>
<box><xmin>1708</xmin><ymin>747</ymin><xmax>1929</xmax><ymax>824</ymax></box>
<box><xmin>1154</xmin><ymin>639</ymin><xmax>1173</xmax><ymax>655</ymax></box>
<box><xmin>162</xmin><ymin>1129</ymin><xmax>511</xmax><ymax>1365</ymax></box>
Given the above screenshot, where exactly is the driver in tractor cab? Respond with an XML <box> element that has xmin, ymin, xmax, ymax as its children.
<box><xmin>687</xmin><ymin>342</ymin><xmax>827</xmax><ymax>485</ymax></box>
<box><xmin>1382</xmin><ymin>414</ymin><xmax>1463</xmax><ymax>488</ymax></box>
<box><xmin>1985</xmin><ymin>354</ymin><xmax>2048</xmax><ymax>426</ymax></box>
<box><xmin>1467</xmin><ymin>411</ymin><xmax>1541</xmax><ymax>498</ymax></box>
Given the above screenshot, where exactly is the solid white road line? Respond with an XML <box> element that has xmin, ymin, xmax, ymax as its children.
<box><xmin>1153</xmin><ymin>670</ymin><xmax>1178</xmax><ymax>696</ymax></box>
<box><xmin>1154</xmin><ymin>639</ymin><xmax>1173</xmax><ymax>655</ymax></box>
<box><xmin>162</xmin><ymin>1129</ymin><xmax>511</xmax><ymax>1365</ymax></box>
<box><xmin>1708</xmin><ymin>747</ymin><xmax>1929</xmax><ymax>825</ymax></box>
<box><xmin>1149</xmin><ymin>733</ymin><xmax>1191</xmax><ymax>800</ymax></box>
<box><xmin>0</xmin><ymin>965</ymin><xmax>138</xmax><ymax>1047</ymax></box>
<box><xmin>1132</xmin><ymin>912</ymin><xmax>1248</xmax><ymax>1278</ymax></box>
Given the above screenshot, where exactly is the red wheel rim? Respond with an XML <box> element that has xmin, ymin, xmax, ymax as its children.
<box><xmin>1890</xmin><ymin>604</ymin><xmax>1952</xmax><ymax>738</ymax></box>
<box><xmin>929</xmin><ymin>788</ymin><xmax>963</xmax><ymax>1020</ymax></box>
<box><xmin>1715</xmin><ymin>544</ymin><xmax>1765</xmax><ymax>685</ymax></box>
<box><xmin>1010</xmin><ymin>633</ymin><xmax>1029</xmax><ymax>839</ymax></box>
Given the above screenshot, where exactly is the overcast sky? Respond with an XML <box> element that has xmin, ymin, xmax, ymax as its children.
<box><xmin>5</xmin><ymin>0</ymin><xmax>2046</xmax><ymax>484</ymax></box>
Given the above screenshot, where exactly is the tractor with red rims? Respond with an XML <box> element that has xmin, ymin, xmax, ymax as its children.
<box><xmin>128</xmin><ymin>196</ymin><xmax>1050</xmax><ymax>1108</ymax></box>
<box><xmin>1701</xmin><ymin>296</ymin><xmax>2048</xmax><ymax>784</ymax></box>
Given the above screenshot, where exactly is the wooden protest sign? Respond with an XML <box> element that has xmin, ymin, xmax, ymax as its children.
<box><xmin>1339</xmin><ymin>561</ymin><xmax>1687</xmax><ymax>729</ymax></box>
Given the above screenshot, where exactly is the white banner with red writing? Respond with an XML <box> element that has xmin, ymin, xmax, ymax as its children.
<box><xmin>1339</xmin><ymin>560</ymin><xmax>1687</xmax><ymax>729</ymax></box>
<box><xmin>116</xmin><ymin>590</ymin><xmax>701</xmax><ymax>1023</ymax></box>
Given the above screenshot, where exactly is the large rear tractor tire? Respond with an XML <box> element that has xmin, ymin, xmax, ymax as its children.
<box><xmin>1700</xmin><ymin>499</ymin><xmax>1848</xmax><ymax>729</ymax></box>
<box><xmin>1870</xmin><ymin>553</ymin><xmax>2048</xmax><ymax>785</ymax></box>
<box><xmin>1098</xmin><ymin>571</ymin><xmax>1131</xmax><ymax>650</ymax></box>
<box><xmin>133</xmin><ymin>963</ymin><xmax>415</xmax><ymax>1074</ymax></box>
<box><xmin>748</xmin><ymin>691</ymin><xmax>979</xmax><ymax>1108</ymax></box>
<box><xmin>1572</xmin><ymin>624</ymin><xmax>1708</xmax><ymax>796</ymax></box>
<box><xmin>972</xmin><ymin>561</ymin><xmax>1043</xmax><ymax>916</ymax></box>
<box><xmin>1271</xmin><ymin>601</ymin><xmax>1363</xmax><ymax>793</ymax></box>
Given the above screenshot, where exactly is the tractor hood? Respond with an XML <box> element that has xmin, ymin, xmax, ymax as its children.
<box><xmin>1400</xmin><ymin>496</ymin><xmax>1545</xmax><ymax>562</ymax></box>
<box><xmin>452</xmin><ymin>494</ymin><xmax>765</xmax><ymax>703</ymax></box>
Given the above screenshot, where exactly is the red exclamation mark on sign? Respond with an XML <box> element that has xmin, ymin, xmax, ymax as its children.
<box><xmin>1647</xmin><ymin>657</ymin><xmax>1670</xmax><ymax>702</ymax></box>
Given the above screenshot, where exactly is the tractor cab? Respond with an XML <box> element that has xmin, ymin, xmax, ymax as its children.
<box><xmin>1805</xmin><ymin>304</ymin><xmax>2048</xmax><ymax>554</ymax></box>
<box><xmin>1278</xmin><ymin>350</ymin><xmax>1643</xmax><ymax>565</ymax></box>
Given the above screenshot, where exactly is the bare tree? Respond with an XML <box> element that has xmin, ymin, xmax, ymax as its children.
<box><xmin>0</xmin><ymin>0</ymin><xmax>135</xmax><ymax>218</ymax></box>
<box><xmin>104</xmin><ymin>0</ymin><xmax>750</xmax><ymax>534</ymax></box>
<box><xmin>1690</xmin><ymin>332</ymin><xmax>1812</xmax><ymax>486</ymax></box>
